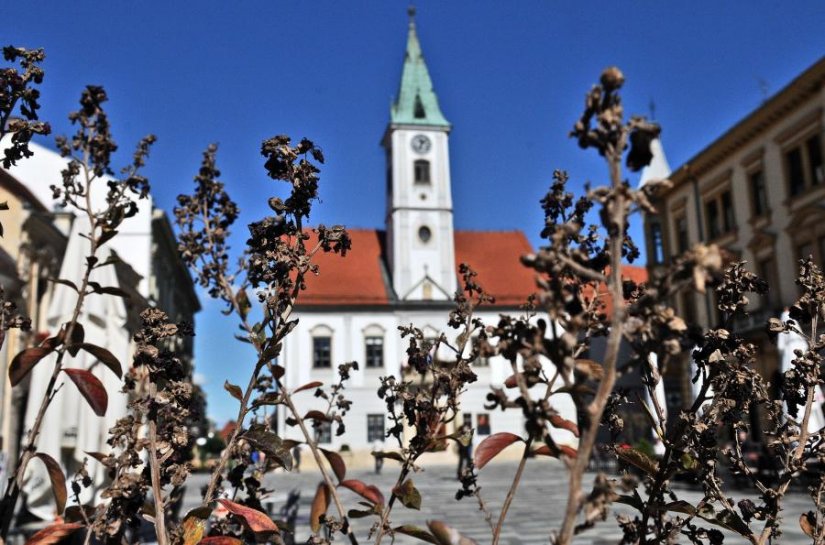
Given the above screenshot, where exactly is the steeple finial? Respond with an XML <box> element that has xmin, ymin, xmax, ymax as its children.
<box><xmin>390</xmin><ymin>6</ymin><xmax>450</xmax><ymax>128</ymax></box>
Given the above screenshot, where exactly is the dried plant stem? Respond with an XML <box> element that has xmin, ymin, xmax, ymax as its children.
<box><xmin>374</xmin><ymin>310</ymin><xmax>478</xmax><ymax>545</ymax></box>
<box><xmin>147</xmin><ymin>418</ymin><xmax>169</xmax><ymax>545</ymax></box>
<box><xmin>556</xmin><ymin>147</ymin><xmax>626</xmax><ymax>545</ymax></box>
<box><xmin>0</xmin><ymin>170</ymin><xmax>99</xmax><ymax>538</ymax></box>
<box><xmin>279</xmin><ymin>388</ymin><xmax>359</xmax><ymax>545</ymax></box>
<box><xmin>492</xmin><ymin>438</ymin><xmax>533</xmax><ymax>545</ymax></box>
<box><xmin>373</xmin><ymin>460</ymin><xmax>413</xmax><ymax>545</ymax></box>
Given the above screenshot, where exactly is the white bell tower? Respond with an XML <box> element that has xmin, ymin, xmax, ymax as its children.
<box><xmin>383</xmin><ymin>7</ymin><xmax>456</xmax><ymax>301</ymax></box>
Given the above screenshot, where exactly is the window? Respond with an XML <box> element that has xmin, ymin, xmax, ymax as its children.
<box><xmin>749</xmin><ymin>169</ymin><xmax>768</xmax><ymax>217</ymax></box>
<box><xmin>756</xmin><ymin>257</ymin><xmax>778</xmax><ymax>309</ymax></box>
<box><xmin>787</xmin><ymin>147</ymin><xmax>805</xmax><ymax>196</ymax></box>
<box><xmin>414</xmin><ymin>160</ymin><xmax>430</xmax><ymax>184</ymax></box>
<box><xmin>365</xmin><ymin>336</ymin><xmax>383</xmax><ymax>368</ymax></box>
<box><xmin>414</xmin><ymin>94</ymin><xmax>426</xmax><ymax>119</ymax></box>
<box><xmin>722</xmin><ymin>191</ymin><xmax>735</xmax><ymax>233</ymax></box>
<box><xmin>705</xmin><ymin>189</ymin><xmax>735</xmax><ymax>239</ymax></box>
<box><xmin>675</xmin><ymin>215</ymin><xmax>689</xmax><ymax>254</ymax></box>
<box><xmin>649</xmin><ymin>222</ymin><xmax>664</xmax><ymax>264</ymax></box>
<box><xmin>314</xmin><ymin>421</ymin><xmax>332</xmax><ymax>444</ymax></box>
<box><xmin>476</xmin><ymin>413</ymin><xmax>491</xmax><ymax>435</ymax></box>
<box><xmin>798</xmin><ymin>241</ymin><xmax>814</xmax><ymax>262</ymax></box>
<box><xmin>367</xmin><ymin>414</ymin><xmax>385</xmax><ymax>442</ymax></box>
<box><xmin>418</xmin><ymin>225</ymin><xmax>432</xmax><ymax>243</ymax></box>
<box><xmin>313</xmin><ymin>336</ymin><xmax>331</xmax><ymax>368</ymax></box>
<box><xmin>462</xmin><ymin>413</ymin><xmax>472</xmax><ymax>429</ymax></box>
<box><xmin>706</xmin><ymin>200</ymin><xmax>720</xmax><ymax>239</ymax></box>
<box><xmin>785</xmin><ymin>133</ymin><xmax>824</xmax><ymax>197</ymax></box>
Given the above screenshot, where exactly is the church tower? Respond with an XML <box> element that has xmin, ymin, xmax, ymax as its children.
<box><xmin>383</xmin><ymin>7</ymin><xmax>456</xmax><ymax>301</ymax></box>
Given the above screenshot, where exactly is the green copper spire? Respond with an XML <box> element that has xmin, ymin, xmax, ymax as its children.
<box><xmin>390</xmin><ymin>6</ymin><xmax>450</xmax><ymax>127</ymax></box>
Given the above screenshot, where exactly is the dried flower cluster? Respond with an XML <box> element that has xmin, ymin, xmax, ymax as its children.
<box><xmin>0</xmin><ymin>46</ymin><xmax>50</xmax><ymax>169</ymax></box>
<box><xmin>0</xmin><ymin>82</ymin><xmax>155</xmax><ymax>538</ymax></box>
<box><xmin>6</xmin><ymin>53</ymin><xmax>825</xmax><ymax>545</ymax></box>
<box><xmin>90</xmin><ymin>309</ymin><xmax>195</xmax><ymax>542</ymax></box>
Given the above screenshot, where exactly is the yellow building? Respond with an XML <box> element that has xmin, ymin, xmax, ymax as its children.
<box><xmin>644</xmin><ymin>56</ymin><xmax>825</xmax><ymax>433</ymax></box>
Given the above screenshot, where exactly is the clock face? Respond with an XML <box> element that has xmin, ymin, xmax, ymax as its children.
<box><xmin>411</xmin><ymin>134</ymin><xmax>431</xmax><ymax>154</ymax></box>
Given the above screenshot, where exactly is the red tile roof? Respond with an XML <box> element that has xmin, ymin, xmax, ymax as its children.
<box><xmin>454</xmin><ymin>230</ymin><xmax>537</xmax><ymax>306</ymax></box>
<box><xmin>296</xmin><ymin>227</ymin><xmax>648</xmax><ymax>311</ymax></box>
<box><xmin>300</xmin><ymin>229</ymin><xmax>390</xmax><ymax>306</ymax></box>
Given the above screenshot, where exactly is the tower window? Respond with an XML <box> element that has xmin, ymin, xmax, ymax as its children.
<box><xmin>414</xmin><ymin>160</ymin><xmax>430</xmax><ymax>184</ymax></box>
<box><xmin>414</xmin><ymin>94</ymin><xmax>426</xmax><ymax>119</ymax></box>
<box><xmin>418</xmin><ymin>226</ymin><xmax>432</xmax><ymax>243</ymax></box>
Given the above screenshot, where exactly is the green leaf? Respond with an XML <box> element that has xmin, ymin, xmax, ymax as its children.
<box><xmin>393</xmin><ymin>479</ymin><xmax>421</xmax><ymax>510</ymax></box>
<box><xmin>615</xmin><ymin>445</ymin><xmax>659</xmax><ymax>475</ymax></box>
<box><xmin>394</xmin><ymin>525</ymin><xmax>438</xmax><ymax>544</ymax></box>
<box><xmin>243</xmin><ymin>425</ymin><xmax>292</xmax><ymax>471</ymax></box>
<box><xmin>76</xmin><ymin>343</ymin><xmax>122</xmax><ymax>378</ymax></box>
<box><xmin>372</xmin><ymin>450</ymin><xmax>405</xmax><ymax>463</ymax></box>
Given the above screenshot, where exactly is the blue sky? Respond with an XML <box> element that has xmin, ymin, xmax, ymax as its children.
<box><xmin>5</xmin><ymin>1</ymin><xmax>825</xmax><ymax>424</ymax></box>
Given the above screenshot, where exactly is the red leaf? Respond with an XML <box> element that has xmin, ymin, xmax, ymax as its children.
<box><xmin>24</xmin><ymin>522</ymin><xmax>83</xmax><ymax>545</ymax></box>
<box><xmin>304</xmin><ymin>410</ymin><xmax>328</xmax><ymax>421</ymax></box>
<box><xmin>198</xmin><ymin>538</ymin><xmax>242</xmax><ymax>545</ymax></box>
<box><xmin>339</xmin><ymin>479</ymin><xmax>385</xmax><ymax>505</ymax></box>
<box><xmin>9</xmin><ymin>347</ymin><xmax>54</xmax><ymax>386</ymax></box>
<box><xmin>65</xmin><ymin>324</ymin><xmax>85</xmax><ymax>356</ymax></box>
<box><xmin>223</xmin><ymin>381</ymin><xmax>243</xmax><ymax>402</ymax></box>
<box><xmin>294</xmin><ymin>380</ymin><xmax>323</xmax><ymax>394</ymax></box>
<box><xmin>310</xmin><ymin>482</ymin><xmax>331</xmax><ymax>533</ymax></box>
<box><xmin>533</xmin><ymin>444</ymin><xmax>578</xmax><ymax>459</ymax></box>
<box><xmin>474</xmin><ymin>432</ymin><xmax>523</xmax><ymax>470</ymax></box>
<box><xmin>427</xmin><ymin>520</ymin><xmax>479</xmax><ymax>545</ymax></box>
<box><xmin>320</xmin><ymin>448</ymin><xmax>346</xmax><ymax>482</ymax></box>
<box><xmin>216</xmin><ymin>499</ymin><xmax>278</xmax><ymax>534</ymax></box>
<box><xmin>503</xmin><ymin>373</ymin><xmax>520</xmax><ymax>389</ymax></box>
<box><xmin>549</xmin><ymin>414</ymin><xmax>580</xmax><ymax>437</ymax></box>
<box><xmin>63</xmin><ymin>369</ymin><xmax>108</xmax><ymax>417</ymax></box>
<box><xmin>76</xmin><ymin>343</ymin><xmax>122</xmax><ymax>378</ymax></box>
<box><xmin>34</xmin><ymin>453</ymin><xmax>67</xmax><ymax>515</ymax></box>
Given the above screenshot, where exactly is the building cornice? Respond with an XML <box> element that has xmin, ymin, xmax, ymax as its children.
<box><xmin>669</xmin><ymin>56</ymin><xmax>825</xmax><ymax>188</ymax></box>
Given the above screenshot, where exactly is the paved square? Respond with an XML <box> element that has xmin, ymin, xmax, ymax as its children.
<box><xmin>181</xmin><ymin>460</ymin><xmax>815</xmax><ymax>544</ymax></box>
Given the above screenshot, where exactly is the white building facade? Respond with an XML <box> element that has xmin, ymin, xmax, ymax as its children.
<box><xmin>278</xmin><ymin>11</ymin><xmax>579</xmax><ymax>454</ymax></box>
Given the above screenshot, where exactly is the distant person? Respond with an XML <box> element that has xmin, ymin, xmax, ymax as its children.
<box><xmin>372</xmin><ymin>438</ymin><xmax>385</xmax><ymax>474</ymax></box>
<box><xmin>292</xmin><ymin>445</ymin><xmax>302</xmax><ymax>473</ymax></box>
<box><xmin>456</xmin><ymin>425</ymin><xmax>473</xmax><ymax>479</ymax></box>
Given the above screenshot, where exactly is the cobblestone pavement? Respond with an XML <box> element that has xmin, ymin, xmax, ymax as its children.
<box><xmin>182</xmin><ymin>460</ymin><xmax>814</xmax><ymax>544</ymax></box>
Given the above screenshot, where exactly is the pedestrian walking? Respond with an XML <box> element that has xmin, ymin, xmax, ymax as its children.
<box><xmin>372</xmin><ymin>438</ymin><xmax>384</xmax><ymax>474</ymax></box>
<box><xmin>292</xmin><ymin>445</ymin><xmax>302</xmax><ymax>473</ymax></box>
<box><xmin>456</xmin><ymin>424</ymin><xmax>473</xmax><ymax>479</ymax></box>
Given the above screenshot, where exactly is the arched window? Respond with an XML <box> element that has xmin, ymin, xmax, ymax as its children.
<box><xmin>414</xmin><ymin>160</ymin><xmax>430</xmax><ymax>184</ymax></box>
<box><xmin>363</xmin><ymin>324</ymin><xmax>385</xmax><ymax>369</ymax></box>
<box><xmin>310</xmin><ymin>325</ymin><xmax>333</xmax><ymax>369</ymax></box>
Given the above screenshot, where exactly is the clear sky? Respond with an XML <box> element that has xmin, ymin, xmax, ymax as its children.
<box><xmin>4</xmin><ymin>1</ymin><xmax>825</xmax><ymax>424</ymax></box>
